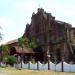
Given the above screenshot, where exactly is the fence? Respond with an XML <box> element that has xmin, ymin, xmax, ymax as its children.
<box><xmin>13</xmin><ymin>61</ymin><xmax>75</xmax><ymax>72</ymax></box>
<box><xmin>1</xmin><ymin>61</ymin><xmax>75</xmax><ymax>72</ymax></box>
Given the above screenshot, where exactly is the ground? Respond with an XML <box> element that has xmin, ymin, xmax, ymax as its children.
<box><xmin>0</xmin><ymin>67</ymin><xmax>75</xmax><ymax>75</ymax></box>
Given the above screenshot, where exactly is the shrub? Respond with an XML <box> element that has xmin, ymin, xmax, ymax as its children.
<box><xmin>3</xmin><ymin>56</ymin><xmax>17</xmax><ymax>66</ymax></box>
<box><xmin>7</xmin><ymin>56</ymin><xmax>17</xmax><ymax>66</ymax></box>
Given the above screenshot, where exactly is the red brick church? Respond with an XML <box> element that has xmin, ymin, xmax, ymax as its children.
<box><xmin>5</xmin><ymin>8</ymin><xmax>75</xmax><ymax>63</ymax></box>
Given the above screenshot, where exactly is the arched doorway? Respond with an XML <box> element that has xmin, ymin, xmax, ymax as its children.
<box><xmin>10</xmin><ymin>47</ymin><xmax>16</xmax><ymax>55</ymax></box>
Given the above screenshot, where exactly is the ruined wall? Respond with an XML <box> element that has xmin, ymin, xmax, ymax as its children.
<box><xmin>24</xmin><ymin>8</ymin><xmax>73</xmax><ymax>62</ymax></box>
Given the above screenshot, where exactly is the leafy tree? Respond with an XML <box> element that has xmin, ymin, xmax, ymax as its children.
<box><xmin>18</xmin><ymin>37</ymin><xmax>37</xmax><ymax>49</ymax></box>
<box><xmin>18</xmin><ymin>37</ymin><xmax>29</xmax><ymax>48</ymax></box>
<box><xmin>29</xmin><ymin>40</ymin><xmax>37</xmax><ymax>49</ymax></box>
<box><xmin>18</xmin><ymin>37</ymin><xmax>38</xmax><ymax>68</ymax></box>
<box><xmin>0</xmin><ymin>44</ymin><xmax>9</xmax><ymax>66</ymax></box>
<box><xmin>0</xmin><ymin>45</ymin><xmax>9</xmax><ymax>58</ymax></box>
<box><xmin>18</xmin><ymin>37</ymin><xmax>30</xmax><ymax>68</ymax></box>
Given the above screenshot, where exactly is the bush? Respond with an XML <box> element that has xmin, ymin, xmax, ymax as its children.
<box><xmin>3</xmin><ymin>56</ymin><xmax>17</xmax><ymax>66</ymax></box>
<box><xmin>7</xmin><ymin>56</ymin><xmax>17</xmax><ymax>66</ymax></box>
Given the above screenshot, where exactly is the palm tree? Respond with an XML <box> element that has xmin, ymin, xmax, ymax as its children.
<box><xmin>18</xmin><ymin>37</ymin><xmax>38</xmax><ymax>68</ymax></box>
<box><xmin>29</xmin><ymin>40</ymin><xmax>37</xmax><ymax>49</ymax></box>
<box><xmin>18</xmin><ymin>37</ymin><xmax>29</xmax><ymax>47</ymax></box>
<box><xmin>18</xmin><ymin>37</ymin><xmax>29</xmax><ymax>68</ymax></box>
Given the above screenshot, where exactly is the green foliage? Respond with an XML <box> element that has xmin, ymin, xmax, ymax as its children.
<box><xmin>18</xmin><ymin>37</ymin><xmax>37</xmax><ymax>49</ymax></box>
<box><xmin>8</xmin><ymin>56</ymin><xmax>17</xmax><ymax>65</ymax></box>
<box><xmin>29</xmin><ymin>40</ymin><xmax>37</xmax><ymax>49</ymax></box>
<box><xmin>18</xmin><ymin>37</ymin><xmax>29</xmax><ymax>47</ymax></box>
<box><xmin>0</xmin><ymin>45</ymin><xmax>9</xmax><ymax>52</ymax></box>
<box><xmin>0</xmin><ymin>45</ymin><xmax>9</xmax><ymax>61</ymax></box>
<box><xmin>4</xmin><ymin>56</ymin><xmax>17</xmax><ymax>66</ymax></box>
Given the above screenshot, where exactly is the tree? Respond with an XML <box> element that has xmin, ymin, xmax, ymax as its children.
<box><xmin>18</xmin><ymin>37</ymin><xmax>29</xmax><ymax>68</ymax></box>
<box><xmin>0</xmin><ymin>45</ymin><xmax>9</xmax><ymax>67</ymax></box>
<box><xmin>18</xmin><ymin>37</ymin><xmax>38</xmax><ymax>68</ymax></box>
<box><xmin>29</xmin><ymin>40</ymin><xmax>37</xmax><ymax>49</ymax></box>
<box><xmin>18</xmin><ymin>37</ymin><xmax>37</xmax><ymax>49</ymax></box>
<box><xmin>18</xmin><ymin>37</ymin><xmax>29</xmax><ymax>48</ymax></box>
<box><xmin>0</xmin><ymin>45</ymin><xmax>9</xmax><ymax>60</ymax></box>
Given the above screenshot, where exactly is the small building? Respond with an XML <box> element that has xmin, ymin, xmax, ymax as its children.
<box><xmin>6</xmin><ymin>39</ymin><xmax>34</xmax><ymax>63</ymax></box>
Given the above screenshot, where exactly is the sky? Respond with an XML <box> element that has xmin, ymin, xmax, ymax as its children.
<box><xmin>0</xmin><ymin>0</ymin><xmax>75</xmax><ymax>44</ymax></box>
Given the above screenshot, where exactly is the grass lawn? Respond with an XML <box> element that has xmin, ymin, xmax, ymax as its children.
<box><xmin>0</xmin><ymin>67</ymin><xmax>75</xmax><ymax>75</ymax></box>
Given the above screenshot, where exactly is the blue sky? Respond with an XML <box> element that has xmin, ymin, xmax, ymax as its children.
<box><xmin>0</xmin><ymin>0</ymin><xmax>75</xmax><ymax>44</ymax></box>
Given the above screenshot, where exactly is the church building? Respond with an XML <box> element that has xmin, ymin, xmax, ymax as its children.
<box><xmin>5</xmin><ymin>8</ymin><xmax>75</xmax><ymax>63</ymax></box>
